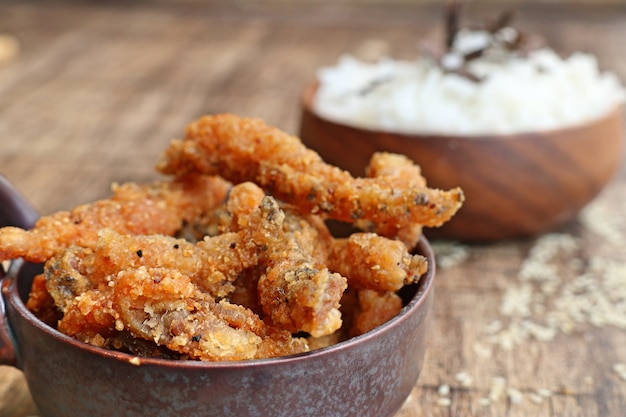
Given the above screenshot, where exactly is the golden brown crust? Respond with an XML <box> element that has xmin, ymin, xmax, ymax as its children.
<box><xmin>328</xmin><ymin>233</ymin><xmax>428</xmax><ymax>292</ymax></box>
<box><xmin>0</xmin><ymin>174</ymin><xmax>230</xmax><ymax>263</ymax></box>
<box><xmin>0</xmin><ymin>114</ymin><xmax>453</xmax><ymax>361</ymax></box>
<box><xmin>157</xmin><ymin>114</ymin><xmax>464</xmax><ymax>229</ymax></box>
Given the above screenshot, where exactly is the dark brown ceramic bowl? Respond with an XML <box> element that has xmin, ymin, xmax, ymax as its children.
<box><xmin>0</xmin><ymin>175</ymin><xmax>436</xmax><ymax>417</ymax></box>
<box><xmin>300</xmin><ymin>82</ymin><xmax>625</xmax><ymax>242</ymax></box>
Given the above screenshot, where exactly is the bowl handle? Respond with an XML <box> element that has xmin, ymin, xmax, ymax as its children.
<box><xmin>0</xmin><ymin>175</ymin><xmax>40</xmax><ymax>366</ymax></box>
<box><xmin>0</xmin><ymin>175</ymin><xmax>39</xmax><ymax>230</ymax></box>
<box><xmin>0</xmin><ymin>279</ymin><xmax>17</xmax><ymax>366</ymax></box>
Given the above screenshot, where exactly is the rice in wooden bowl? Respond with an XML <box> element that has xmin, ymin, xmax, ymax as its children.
<box><xmin>300</xmin><ymin>17</ymin><xmax>625</xmax><ymax>241</ymax></box>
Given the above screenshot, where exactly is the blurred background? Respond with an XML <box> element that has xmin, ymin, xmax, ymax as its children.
<box><xmin>0</xmin><ymin>1</ymin><xmax>625</xmax><ymax>416</ymax></box>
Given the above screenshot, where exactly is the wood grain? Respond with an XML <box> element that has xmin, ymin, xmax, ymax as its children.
<box><xmin>0</xmin><ymin>1</ymin><xmax>625</xmax><ymax>416</ymax></box>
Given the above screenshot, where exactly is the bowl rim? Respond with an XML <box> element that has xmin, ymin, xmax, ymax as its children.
<box><xmin>4</xmin><ymin>236</ymin><xmax>436</xmax><ymax>369</ymax></box>
<box><xmin>302</xmin><ymin>81</ymin><xmax>625</xmax><ymax>139</ymax></box>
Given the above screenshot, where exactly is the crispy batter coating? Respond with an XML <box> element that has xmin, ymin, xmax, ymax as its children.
<box><xmin>57</xmin><ymin>287</ymin><xmax>118</xmax><ymax>346</ymax></box>
<box><xmin>358</xmin><ymin>152</ymin><xmax>427</xmax><ymax>250</ymax></box>
<box><xmin>365</xmin><ymin>152</ymin><xmax>427</xmax><ymax>187</ymax></box>
<box><xmin>350</xmin><ymin>289</ymin><xmax>404</xmax><ymax>337</ymax></box>
<box><xmin>260</xmin><ymin>259</ymin><xmax>346</xmax><ymax>338</ymax></box>
<box><xmin>113</xmin><ymin>267</ymin><xmax>307</xmax><ymax>361</ymax></box>
<box><xmin>45</xmin><ymin>229</ymin><xmax>254</xmax><ymax>308</ymax></box>
<box><xmin>2</xmin><ymin>114</ymin><xmax>450</xmax><ymax>361</ymax></box>
<box><xmin>44</xmin><ymin>246</ymin><xmax>96</xmax><ymax>313</ymax></box>
<box><xmin>0</xmin><ymin>174</ymin><xmax>230</xmax><ymax>263</ymax></box>
<box><xmin>44</xmin><ymin>183</ymin><xmax>280</xmax><ymax>309</ymax></box>
<box><xmin>156</xmin><ymin>113</ymin><xmax>464</xmax><ymax>229</ymax></box>
<box><xmin>245</xmin><ymin>195</ymin><xmax>347</xmax><ymax>337</ymax></box>
<box><xmin>55</xmin><ymin>265</ymin><xmax>308</xmax><ymax>360</ymax></box>
<box><xmin>25</xmin><ymin>273</ymin><xmax>60</xmax><ymax>327</ymax></box>
<box><xmin>328</xmin><ymin>233</ymin><xmax>428</xmax><ymax>292</ymax></box>
<box><xmin>44</xmin><ymin>184</ymin><xmax>345</xmax><ymax>355</ymax></box>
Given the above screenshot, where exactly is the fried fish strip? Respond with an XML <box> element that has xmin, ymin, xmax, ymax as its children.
<box><xmin>25</xmin><ymin>273</ymin><xmax>60</xmax><ymax>327</ymax></box>
<box><xmin>156</xmin><ymin>113</ymin><xmax>464</xmax><ymax>229</ymax></box>
<box><xmin>365</xmin><ymin>152</ymin><xmax>427</xmax><ymax>188</ymax></box>
<box><xmin>98</xmin><ymin>228</ymin><xmax>263</xmax><ymax>299</ymax></box>
<box><xmin>46</xmin><ymin>183</ymin><xmax>345</xmax><ymax>340</ymax></box>
<box><xmin>259</xmin><ymin>258</ymin><xmax>346</xmax><ymax>338</ymax></box>
<box><xmin>44</xmin><ymin>246</ymin><xmax>96</xmax><ymax>313</ymax></box>
<box><xmin>214</xmin><ymin>182</ymin><xmax>343</xmax><ymax>336</ymax></box>
<box><xmin>349</xmin><ymin>289</ymin><xmax>404</xmax><ymax>337</ymax></box>
<box><xmin>57</xmin><ymin>288</ymin><xmax>118</xmax><ymax>347</ymax></box>
<box><xmin>113</xmin><ymin>266</ymin><xmax>308</xmax><ymax>361</ymax></box>
<box><xmin>244</xmin><ymin>195</ymin><xmax>347</xmax><ymax>338</ymax></box>
<box><xmin>0</xmin><ymin>174</ymin><xmax>230</xmax><ymax>263</ymax></box>
<box><xmin>44</xmin><ymin>183</ymin><xmax>280</xmax><ymax>311</ymax></box>
<box><xmin>357</xmin><ymin>152</ymin><xmax>427</xmax><ymax>250</ymax></box>
<box><xmin>327</xmin><ymin>232</ymin><xmax>428</xmax><ymax>292</ymax></box>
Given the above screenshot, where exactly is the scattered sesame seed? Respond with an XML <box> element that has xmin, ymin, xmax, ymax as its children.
<box><xmin>431</xmin><ymin>241</ymin><xmax>470</xmax><ymax>269</ymax></box>
<box><xmin>472</xmin><ymin>342</ymin><xmax>493</xmax><ymax>358</ymax></box>
<box><xmin>507</xmin><ymin>387</ymin><xmax>524</xmax><ymax>404</ymax></box>
<box><xmin>537</xmin><ymin>388</ymin><xmax>553</xmax><ymax>398</ymax></box>
<box><xmin>486</xmin><ymin>232</ymin><xmax>626</xmax><ymax>349</ymax></box>
<box><xmin>478</xmin><ymin>397</ymin><xmax>491</xmax><ymax>406</ymax></box>
<box><xmin>484</xmin><ymin>320</ymin><xmax>503</xmax><ymax>334</ymax></box>
<box><xmin>579</xmin><ymin>197</ymin><xmax>626</xmax><ymax>245</ymax></box>
<box><xmin>436</xmin><ymin>397</ymin><xmax>452</xmax><ymax>407</ymax></box>
<box><xmin>613</xmin><ymin>363</ymin><xmax>626</xmax><ymax>381</ymax></box>
<box><xmin>455</xmin><ymin>371</ymin><xmax>473</xmax><ymax>387</ymax></box>
<box><xmin>438</xmin><ymin>384</ymin><xmax>451</xmax><ymax>396</ymax></box>
<box><xmin>488</xmin><ymin>377</ymin><xmax>507</xmax><ymax>402</ymax></box>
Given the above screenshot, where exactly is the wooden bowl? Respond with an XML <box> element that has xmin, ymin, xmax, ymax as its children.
<box><xmin>300</xmin><ymin>83</ymin><xmax>625</xmax><ymax>242</ymax></box>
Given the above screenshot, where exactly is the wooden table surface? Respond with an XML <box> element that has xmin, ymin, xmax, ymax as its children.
<box><xmin>1</xmin><ymin>1</ymin><xmax>625</xmax><ymax>416</ymax></box>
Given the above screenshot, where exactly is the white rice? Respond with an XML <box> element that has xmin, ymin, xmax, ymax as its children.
<box><xmin>313</xmin><ymin>30</ymin><xmax>625</xmax><ymax>135</ymax></box>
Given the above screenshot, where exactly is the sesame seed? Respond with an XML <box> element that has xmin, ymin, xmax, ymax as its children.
<box><xmin>431</xmin><ymin>241</ymin><xmax>470</xmax><ymax>269</ymax></box>
<box><xmin>579</xmin><ymin>198</ymin><xmax>626</xmax><ymax>245</ymax></box>
<box><xmin>488</xmin><ymin>377</ymin><xmax>507</xmax><ymax>402</ymax></box>
<box><xmin>485</xmin><ymin>231</ymin><xmax>626</xmax><ymax>350</ymax></box>
<box><xmin>537</xmin><ymin>388</ymin><xmax>553</xmax><ymax>398</ymax></box>
<box><xmin>613</xmin><ymin>363</ymin><xmax>626</xmax><ymax>381</ymax></box>
<box><xmin>455</xmin><ymin>371</ymin><xmax>473</xmax><ymax>387</ymax></box>
<box><xmin>438</xmin><ymin>384</ymin><xmax>450</xmax><ymax>396</ymax></box>
<box><xmin>436</xmin><ymin>397</ymin><xmax>452</xmax><ymax>407</ymax></box>
<box><xmin>507</xmin><ymin>387</ymin><xmax>524</xmax><ymax>404</ymax></box>
<box><xmin>478</xmin><ymin>397</ymin><xmax>491</xmax><ymax>407</ymax></box>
